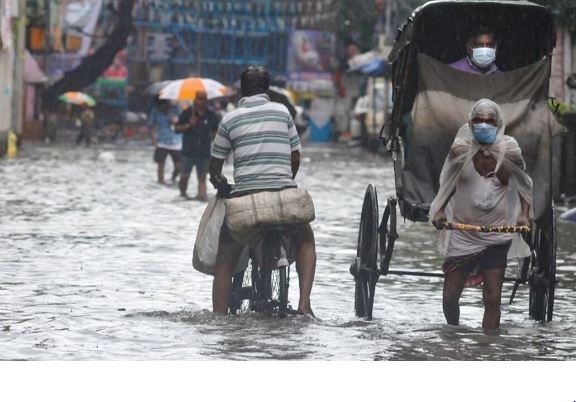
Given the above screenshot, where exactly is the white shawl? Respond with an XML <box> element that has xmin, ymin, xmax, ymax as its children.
<box><xmin>428</xmin><ymin>99</ymin><xmax>533</xmax><ymax>258</ymax></box>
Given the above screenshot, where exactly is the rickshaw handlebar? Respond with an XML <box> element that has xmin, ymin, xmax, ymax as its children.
<box><xmin>438</xmin><ymin>222</ymin><xmax>531</xmax><ymax>233</ymax></box>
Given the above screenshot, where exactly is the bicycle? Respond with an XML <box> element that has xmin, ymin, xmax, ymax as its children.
<box><xmin>228</xmin><ymin>225</ymin><xmax>297</xmax><ymax>317</ymax></box>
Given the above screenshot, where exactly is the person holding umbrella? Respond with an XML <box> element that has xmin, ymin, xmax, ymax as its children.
<box><xmin>58</xmin><ymin>92</ymin><xmax>97</xmax><ymax>146</ymax></box>
<box><xmin>76</xmin><ymin>103</ymin><xmax>96</xmax><ymax>146</ymax></box>
<box><xmin>174</xmin><ymin>90</ymin><xmax>219</xmax><ymax>201</ymax></box>
<box><xmin>158</xmin><ymin>77</ymin><xmax>227</xmax><ymax>195</ymax></box>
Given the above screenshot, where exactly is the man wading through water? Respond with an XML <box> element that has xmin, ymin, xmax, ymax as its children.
<box><xmin>148</xmin><ymin>98</ymin><xmax>181</xmax><ymax>184</ymax></box>
<box><xmin>430</xmin><ymin>99</ymin><xmax>532</xmax><ymax>330</ymax></box>
<box><xmin>174</xmin><ymin>90</ymin><xmax>219</xmax><ymax>201</ymax></box>
<box><xmin>208</xmin><ymin>66</ymin><xmax>316</xmax><ymax>316</ymax></box>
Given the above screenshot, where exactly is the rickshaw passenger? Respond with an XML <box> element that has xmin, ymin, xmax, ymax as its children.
<box><xmin>449</xmin><ymin>27</ymin><xmax>501</xmax><ymax>76</ymax></box>
<box><xmin>430</xmin><ymin>99</ymin><xmax>532</xmax><ymax>330</ymax></box>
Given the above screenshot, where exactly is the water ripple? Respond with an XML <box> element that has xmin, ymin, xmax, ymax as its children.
<box><xmin>1</xmin><ymin>144</ymin><xmax>575</xmax><ymax>360</ymax></box>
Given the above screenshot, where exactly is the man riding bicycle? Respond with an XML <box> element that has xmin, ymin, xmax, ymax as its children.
<box><xmin>209</xmin><ymin>66</ymin><xmax>316</xmax><ymax>316</ymax></box>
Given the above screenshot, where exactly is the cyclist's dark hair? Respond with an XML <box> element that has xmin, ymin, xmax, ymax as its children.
<box><xmin>240</xmin><ymin>66</ymin><xmax>271</xmax><ymax>97</ymax></box>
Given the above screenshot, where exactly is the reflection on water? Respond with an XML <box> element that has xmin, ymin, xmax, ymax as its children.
<box><xmin>0</xmin><ymin>144</ymin><xmax>575</xmax><ymax>360</ymax></box>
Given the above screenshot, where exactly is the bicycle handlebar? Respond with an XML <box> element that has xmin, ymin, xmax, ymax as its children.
<box><xmin>438</xmin><ymin>222</ymin><xmax>531</xmax><ymax>233</ymax></box>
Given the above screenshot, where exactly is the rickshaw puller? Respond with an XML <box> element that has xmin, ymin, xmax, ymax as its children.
<box><xmin>430</xmin><ymin>99</ymin><xmax>532</xmax><ymax>330</ymax></box>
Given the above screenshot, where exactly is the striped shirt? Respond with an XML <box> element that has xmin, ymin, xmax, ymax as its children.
<box><xmin>211</xmin><ymin>94</ymin><xmax>301</xmax><ymax>194</ymax></box>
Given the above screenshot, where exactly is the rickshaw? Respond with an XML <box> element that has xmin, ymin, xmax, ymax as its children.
<box><xmin>350</xmin><ymin>0</ymin><xmax>562</xmax><ymax>322</ymax></box>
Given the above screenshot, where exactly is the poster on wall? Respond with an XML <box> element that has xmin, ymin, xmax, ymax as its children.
<box><xmin>287</xmin><ymin>30</ymin><xmax>335</xmax><ymax>94</ymax></box>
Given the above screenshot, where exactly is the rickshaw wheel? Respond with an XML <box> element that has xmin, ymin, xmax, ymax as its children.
<box><xmin>353</xmin><ymin>184</ymin><xmax>379</xmax><ymax>320</ymax></box>
<box><xmin>529</xmin><ymin>205</ymin><xmax>557</xmax><ymax>322</ymax></box>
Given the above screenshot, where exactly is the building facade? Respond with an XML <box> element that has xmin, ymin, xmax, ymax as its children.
<box><xmin>130</xmin><ymin>0</ymin><xmax>335</xmax><ymax>89</ymax></box>
<box><xmin>1</xmin><ymin>0</ymin><xmax>26</xmax><ymax>155</ymax></box>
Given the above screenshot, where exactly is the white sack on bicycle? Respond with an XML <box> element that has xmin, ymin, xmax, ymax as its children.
<box><xmin>193</xmin><ymin>197</ymin><xmax>249</xmax><ymax>276</ymax></box>
<box><xmin>428</xmin><ymin>99</ymin><xmax>533</xmax><ymax>259</ymax></box>
<box><xmin>225</xmin><ymin>187</ymin><xmax>315</xmax><ymax>245</ymax></box>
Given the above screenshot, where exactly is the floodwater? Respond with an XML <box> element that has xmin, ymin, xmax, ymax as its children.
<box><xmin>1</xmin><ymin>143</ymin><xmax>575</xmax><ymax>360</ymax></box>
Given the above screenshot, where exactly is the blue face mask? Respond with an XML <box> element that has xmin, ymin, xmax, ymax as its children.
<box><xmin>472</xmin><ymin>123</ymin><xmax>498</xmax><ymax>144</ymax></box>
<box><xmin>472</xmin><ymin>47</ymin><xmax>496</xmax><ymax>68</ymax></box>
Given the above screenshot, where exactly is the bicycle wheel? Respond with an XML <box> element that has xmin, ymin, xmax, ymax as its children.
<box><xmin>529</xmin><ymin>205</ymin><xmax>557</xmax><ymax>322</ymax></box>
<box><xmin>260</xmin><ymin>266</ymin><xmax>289</xmax><ymax>316</ymax></box>
<box><xmin>250</xmin><ymin>260</ymin><xmax>264</xmax><ymax>312</ymax></box>
<box><xmin>353</xmin><ymin>184</ymin><xmax>379</xmax><ymax>319</ymax></box>
<box><xmin>254</xmin><ymin>253</ymin><xmax>290</xmax><ymax>316</ymax></box>
<box><xmin>229</xmin><ymin>270</ymin><xmax>245</xmax><ymax>315</ymax></box>
<box><xmin>229</xmin><ymin>264</ymin><xmax>255</xmax><ymax>314</ymax></box>
<box><xmin>241</xmin><ymin>234</ymin><xmax>291</xmax><ymax>316</ymax></box>
<box><xmin>277</xmin><ymin>267</ymin><xmax>289</xmax><ymax>316</ymax></box>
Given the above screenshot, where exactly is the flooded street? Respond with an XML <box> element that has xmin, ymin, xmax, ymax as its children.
<box><xmin>1</xmin><ymin>143</ymin><xmax>576</xmax><ymax>360</ymax></box>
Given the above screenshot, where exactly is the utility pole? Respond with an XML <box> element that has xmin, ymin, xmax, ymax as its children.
<box><xmin>42</xmin><ymin>0</ymin><xmax>52</xmax><ymax>141</ymax></box>
<box><xmin>12</xmin><ymin>0</ymin><xmax>26</xmax><ymax>136</ymax></box>
<box><xmin>0</xmin><ymin>0</ymin><xmax>14</xmax><ymax>155</ymax></box>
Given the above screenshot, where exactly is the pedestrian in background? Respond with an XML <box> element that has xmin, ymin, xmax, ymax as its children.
<box><xmin>148</xmin><ymin>98</ymin><xmax>182</xmax><ymax>184</ymax></box>
<box><xmin>175</xmin><ymin>90</ymin><xmax>219</xmax><ymax>201</ymax></box>
<box><xmin>76</xmin><ymin>104</ymin><xmax>96</xmax><ymax>146</ymax></box>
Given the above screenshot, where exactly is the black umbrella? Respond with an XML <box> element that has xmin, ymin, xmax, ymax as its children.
<box><xmin>267</xmin><ymin>86</ymin><xmax>297</xmax><ymax>119</ymax></box>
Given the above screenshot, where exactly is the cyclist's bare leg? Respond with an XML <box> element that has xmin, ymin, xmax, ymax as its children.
<box><xmin>213</xmin><ymin>226</ymin><xmax>243</xmax><ymax>314</ymax></box>
<box><xmin>294</xmin><ymin>224</ymin><xmax>316</xmax><ymax>316</ymax></box>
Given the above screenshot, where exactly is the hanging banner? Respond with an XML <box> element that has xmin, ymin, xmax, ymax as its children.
<box><xmin>61</xmin><ymin>0</ymin><xmax>104</xmax><ymax>55</ymax></box>
<box><xmin>287</xmin><ymin>30</ymin><xmax>335</xmax><ymax>94</ymax></box>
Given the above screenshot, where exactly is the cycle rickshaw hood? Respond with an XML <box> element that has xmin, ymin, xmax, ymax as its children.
<box><xmin>385</xmin><ymin>0</ymin><xmax>562</xmax><ymax>223</ymax></box>
<box><xmin>351</xmin><ymin>0</ymin><xmax>561</xmax><ymax>323</ymax></box>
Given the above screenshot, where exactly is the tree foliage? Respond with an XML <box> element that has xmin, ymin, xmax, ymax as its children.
<box><xmin>395</xmin><ymin>0</ymin><xmax>428</xmax><ymax>25</ymax></box>
<box><xmin>332</xmin><ymin>0</ymin><xmax>576</xmax><ymax>50</ymax></box>
<box><xmin>332</xmin><ymin>0</ymin><xmax>378</xmax><ymax>51</ymax></box>
<box><xmin>532</xmin><ymin>0</ymin><xmax>576</xmax><ymax>31</ymax></box>
<box><xmin>331</xmin><ymin>0</ymin><xmax>428</xmax><ymax>51</ymax></box>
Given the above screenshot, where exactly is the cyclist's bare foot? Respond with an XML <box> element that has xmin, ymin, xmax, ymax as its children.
<box><xmin>297</xmin><ymin>306</ymin><xmax>315</xmax><ymax>317</ymax></box>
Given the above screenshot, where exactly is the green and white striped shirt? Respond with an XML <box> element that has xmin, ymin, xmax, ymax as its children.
<box><xmin>211</xmin><ymin>94</ymin><xmax>301</xmax><ymax>194</ymax></box>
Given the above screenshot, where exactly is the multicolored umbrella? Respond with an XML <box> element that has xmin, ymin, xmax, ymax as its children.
<box><xmin>58</xmin><ymin>92</ymin><xmax>96</xmax><ymax>106</ymax></box>
<box><xmin>159</xmin><ymin>78</ymin><xmax>227</xmax><ymax>101</ymax></box>
<box><xmin>145</xmin><ymin>80</ymin><xmax>172</xmax><ymax>96</ymax></box>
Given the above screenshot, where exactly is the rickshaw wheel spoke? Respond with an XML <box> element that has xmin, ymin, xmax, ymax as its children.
<box><xmin>354</xmin><ymin>184</ymin><xmax>379</xmax><ymax>320</ymax></box>
<box><xmin>529</xmin><ymin>205</ymin><xmax>557</xmax><ymax>323</ymax></box>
